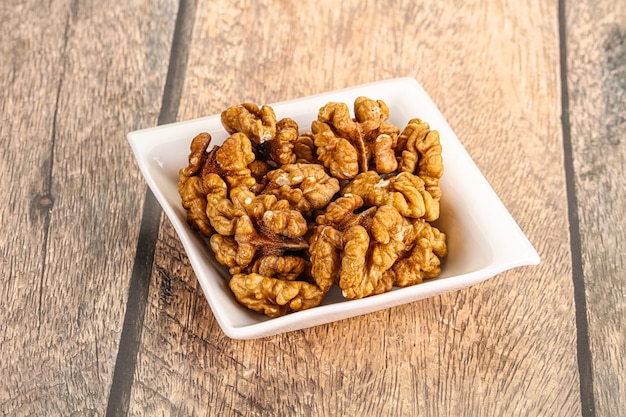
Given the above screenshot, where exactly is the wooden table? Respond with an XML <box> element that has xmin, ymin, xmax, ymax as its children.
<box><xmin>2</xmin><ymin>1</ymin><xmax>624</xmax><ymax>415</ymax></box>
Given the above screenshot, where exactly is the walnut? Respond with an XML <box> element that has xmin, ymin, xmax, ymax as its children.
<box><xmin>221</xmin><ymin>103</ymin><xmax>277</xmax><ymax>144</ymax></box>
<box><xmin>248</xmin><ymin>159</ymin><xmax>272</xmax><ymax>188</ymax></box>
<box><xmin>293</xmin><ymin>133</ymin><xmax>319</xmax><ymax>164</ymax></box>
<box><xmin>353</xmin><ymin>96</ymin><xmax>401</xmax><ymax>140</ymax></box>
<box><xmin>177</xmin><ymin>131</ymin><xmax>258</xmax><ymax>196</ymax></box>
<box><xmin>229</xmin><ymin>273</ymin><xmax>325</xmax><ymax>318</ymax></box>
<box><xmin>204</xmin><ymin>132</ymin><xmax>258</xmax><ymax>190</ymax></box>
<box><xmin>308</xmin><ymin>225</ymin><xmax>343</xmax><ymax>292</ymax></box>
<box><xmin>312</xmin><ymin>97</ymin><xmax>400</xmax><ymax>179</ymax></box>
<box><xmin>315</xmin><ymin>193</ymin><xmax>375</xmax><ymax>227</ymax></box>
<box><xmin>178</xmin><ymin>132</ymin><xmax>214</xmax><ymax>236</ymax></box>
<box><xmin>180</xmin><ymin>132</ymin><xmax>212</xmax><ymax>178</ymax></box>
<box><xmin>341</xmin><ymin>170</ymin><xmax>439</xmax><ymax>221</ymax></box>
<box><xmin>250</xmin><ymin>254</ymin><xmax>306</xmax><ymax>281</ymax></box>
<box><xmin>178</xmin><ymin>133</ymin><xmax>260</xmax><ymax>236</ymax></box>
<box><xmin>221</xmin><ymin>102</ymin><xmax>301</xmax><ymax>169</ymax></box>
<box><xmin>245</xmin><ymin>117</ymin><xmax>301</xmax><ymax>169</ymax></box>
<box><xmin>343</xmin><ymin>204</ymin><xmax>409</xmax><ymax>299</ymax></box>
<box><xmin>210</xmin><ymin>235</ymin><xmax>241</xmax><ymax>271</ymax></box>
<box><xmin>264</xmin><ymin>117</ymin><xmax>299</xmax><ymax>166</ymax></box>
<box><xmin>311</xmin><ymin>119</ymin><xmax>359</xmax><ymax>179</ymax></box>
<box><xmin>204</xmin><ymin>174</ymin><xmax>237</xmax><ymax>235</ymax></box>
<box><xmin>178</xmin><ymin>175</ymin><xmax>213</xmax><ymax>236</ymax></box>
<box><xmin>207</xmin><ymin>185</ymin><xmax>309</xmax><ymax>274</ymax></box>
<box><xmin>262</xmin><ymin>163</ymin><xmax>340</xmax><ymax>213</ymax></box>
<box><xmin>386</xmin><ymin>218</ymin><xmax>447</xmax><ymax>287</ymax></box>
<box><xmin>309</xmin><ymin>195</ymin><xmax>410</xmax><ymax>299</ymax></box>
<box><xmin>372</xmin><ymin>133</ymin><xmax>398</xmax><ymax>176</ymax></box>
<box><xmin>396</xmin><ymin>118</ymin><xmax>443</xmax><ymax>200</ymax></box>
<box><xmin>310</xmin><ymin>194</ymin><xmax>377</xmax><ymax>292</ymax></box>
<box><xmin>230</xmin><ymin>188</ymin><xmax>309</xmax><ymax>239</ymax></box>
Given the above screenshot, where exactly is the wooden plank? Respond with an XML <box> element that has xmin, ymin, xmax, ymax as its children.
<box><xmin>131</xmin><ymin>0</ymin><xmax>580</xmax><ymax>415</ymax></box>
<box><xmin>0</xmin><ymin>0</ymin><xmax>177</xmax><ymax>414</ymax></box>
<box><xmin>566</xmin><ymin>1</ymin><xmax>626</xmax><ymax>415</ymax></box>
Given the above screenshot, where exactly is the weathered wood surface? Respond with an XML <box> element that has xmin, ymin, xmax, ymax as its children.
<box><xmin>2</xmin><ymin>0</ymin><xmax>624</xmax><ymax>415</ymax></box>
<box><xmin>566</xmin><ymin>2</ymin><xmax>626</xmax><ymax>416</ymax></box>
<box><xmin>130</xmin><ymin>1</ymin><xmax>579</xmax><ymax>416</ymax></box>
<box><xmin>0</xmin><ymin>0</ymin><xmax>177</xmax><ymax>415</ymax></box>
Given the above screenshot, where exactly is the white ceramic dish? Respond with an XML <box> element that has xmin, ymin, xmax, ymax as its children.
<box><xmin>127</xmin><ymin>77</ymin><xmax>540</xmax><ymax>339</ymax></box>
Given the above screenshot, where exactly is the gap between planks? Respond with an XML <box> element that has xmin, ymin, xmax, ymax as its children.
<box><xmin>105</xmin><ymin>1</ymin><xmax>197</xmax><ymax>416</ymax></box>
<box><xmin>558</xmin><ymin>0</ymin><xmax>596</xmax><ymax>416</ymax></box>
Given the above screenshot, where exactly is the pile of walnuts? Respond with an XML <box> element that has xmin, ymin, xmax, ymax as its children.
<box><xmin>178</xmin><ymin>97</ymin><xmax>447</xmax><ymax>318</ymax></box>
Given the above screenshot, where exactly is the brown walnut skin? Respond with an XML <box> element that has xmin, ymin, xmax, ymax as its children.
<box><xmin>310</xmin><ymin>195</ymin><xmax>416</xmax><ymax>299</ymax></box>
<box><xmin>341</xmin><ymin>170</ymin><xmax>439</xmax><ymax>221</ymax></box>
<box><xmin>207</xmin><ymin>183</ymin><xmax>309</xmax><ymax>275</ymax></box>
<box><xmin>178</xmin><ymin>132</ymin><xmax>214</xmax><ymax>236</ymax></box>
<box><xmin>262</xmin><ymin>163</ymin><xmax>340</xmax><ymax>213</ymax></box>
<box><xmin>221</xmin><ymin>103</ymin><xmax>277</xmax><ymax>145</ymax></box>
<box><xmin>387</xmin><ymin>218</ymin><xmax>447</xmax><ymax>287</ymax></box>
<box><xmin>396</xmin><ymin>118</ymin><xmax>443</xmax><ymax>201</ymax></box>
<box><xmin>313</xmin><ymin>97</ymin><xmax>400</xmax><ymax>178</ymax></box>
<box><xmin>229</xmin><ymin>273</ymin><xmax>325</xmax><ymax>318</ymax></box>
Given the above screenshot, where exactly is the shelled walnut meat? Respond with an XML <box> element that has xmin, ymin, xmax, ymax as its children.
<box><xmin>178</xmin><ymin>97</ymin><xmax>447</xmax><ymax>318</ymax></box>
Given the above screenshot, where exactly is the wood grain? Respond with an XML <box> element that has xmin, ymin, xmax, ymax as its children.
<box><xmin>0</xmin><ymin>0</ymin><xmax>177</xmax><ymax>414</ymax></box>
<box><xmin>566</xmin><ymin>1</ymin><xmax>626</xmax><ymax>415</ymax></box>
<box><xmin>129</xmin><ymin>0</ymin><xmax>581</xmax><ymax>416</ymax></box>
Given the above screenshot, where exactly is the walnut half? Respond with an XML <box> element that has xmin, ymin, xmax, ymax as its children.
<box><xmin>229</xmin><ymin>273</ymin><xmax>325</xmax><ymax>318</ymax></box>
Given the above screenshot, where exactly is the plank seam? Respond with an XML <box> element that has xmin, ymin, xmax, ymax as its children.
<box><xmin>36</xmin><ymin>9</ymin><xmax>72</xmax><ymax>334</ymax></box>
<box><xmin>558</xmin><ymin>1</ymin><xmax>596</xmax><ymax>416</ymax></box>
<box><xmin>105</xmin><ymin>1</ymin><xmax>196</xmax><ymax>415</ymax></box>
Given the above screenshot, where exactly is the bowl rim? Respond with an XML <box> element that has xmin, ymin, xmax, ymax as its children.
<box><xmin>127</xmin><ymin>77</ymin><xmax>540</xmax><ymax>339</ymax></box>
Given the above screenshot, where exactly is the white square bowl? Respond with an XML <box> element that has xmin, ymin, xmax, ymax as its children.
<box><xmin>127</xmin><ymin>77</ymin><xmax>540</xmax><ymax>339</ymax></box>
